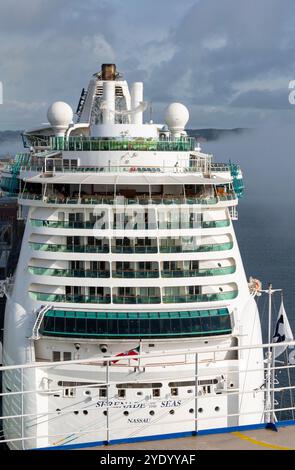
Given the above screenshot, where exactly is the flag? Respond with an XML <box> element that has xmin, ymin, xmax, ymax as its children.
<box><xmin>111</xmin><ymin>345</ymin><xmax>140</xmax><ymax>364</ymax></box>
<box><xmin>272</xmin><ymin>301</ymin><xmax>294</xmax><ymax>359</ymax></box>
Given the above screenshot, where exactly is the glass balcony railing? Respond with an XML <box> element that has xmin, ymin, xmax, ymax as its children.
<box><xmin>111</xmin><ymin>245</ymin><xmax>158</xmax><ymax>254</ymax></box>
<box><xmin>112</xmin><ymin>270</ymin><xmax>159</xmax><ymax>279</ymax></box>
<box><xmin>161</xmin><ymin>266</ymin><xmax>236</xmax><ymax>277</ymax></box>
<box><xmin>30</xmin><ymin>219</ymin><xmax>101</xmax><ymax>229</ymax></box>
<box><xmin>28</xmin><ymin>266</ymin><xmax>110</xmax><ymax>278</ymax></box>
<box><xmin>162</xmin><ymin>290</ymin><xmax>238</xmax><ymax>303</ymax></box>
<box><xmin>50</xmin><ymin>136</ymin><xmax>196</xmax><ymax>152</ymax></box>
<box><xmin>113</xmin><ymin>296</ymin><xmax>161</xmax><ymax>304</ymax></box>
<box><xmin>29</xmin><ymin>242</ymin><xmax>109</xmax><ymax>253</ymax></box>
<box><xmin>29</xmin><ymin>292</ymin><xmax>111</xmax><ymax>304</ymax></box>
<box><xmin>29</xmin><ymin>290</ymin><xmax>237</xmax><ymax>305</ymax></box>
<box><xmin>30</xmin><ymin>218</ymin><xmax>230</xmax><ymax>230</ymax></box>
<box><xmin>202</xmin><ymin>220</ymin><xmax>230</xmax><ymax>228</ymax></box>
<box><xmin>158</xmin><ymin>220</ymin><xmax>230</xmax><ymax>229</ymax></box>
<box><xmin>160</xmin><ymin>242</ymin><xmax>233</xmax><ymax>253</ymax></box>
<box><xmin>20</xmin><ymin>193</ymin><xmax>224</xmax><ymax>206</ymax></box>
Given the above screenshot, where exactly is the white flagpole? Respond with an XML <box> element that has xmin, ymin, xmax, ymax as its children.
<box><xmin>260</xmin><ymin>283</ymin><xmax>282</xmax><ymax>425</ymax></box>
<box><xmin>266</xmin><ymin>283</ymin><xmax>273</xmax><ymax>424</ymax></box>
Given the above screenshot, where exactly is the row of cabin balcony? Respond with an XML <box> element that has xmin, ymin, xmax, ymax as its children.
<box><xmin>20</xmin><ymin>182</ymin><xmax>236</xmax><ymax>206</ymax></box>
<box><xmin>28</xmin><ymin>259</ymin><xmax>236</xmax><ymax>279</ymax></box>
<box><xmin>30</xmin><ymin>211</ymin><xmax>230</xmax><ymax>231</ymax></box>
<box><xmin>29</xmin><ymin>283</ymin><xmax>238</xmax><ymax>305</ymax></box>
<box><xmin>29</xmin><ymin>237</ymin><xmax>233</xmax><ymax>254</ymax></box>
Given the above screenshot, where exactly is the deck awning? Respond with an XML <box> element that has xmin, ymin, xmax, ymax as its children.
<box><xmin>24</xmin><ymin>172</ymin><xmax>231</xmax><ymax>186</ymax></box>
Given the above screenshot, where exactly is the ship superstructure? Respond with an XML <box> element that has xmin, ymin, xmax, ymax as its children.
<box><xmin>0</xmin><ymin>64</ymin><xmax>265</xmax><ymax>449</ymax></box>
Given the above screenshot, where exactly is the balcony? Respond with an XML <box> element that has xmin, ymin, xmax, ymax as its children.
<box><xmin>111</xmin><ymin>245</ymin><xmax>158</xmax><ymax>254</ymax></box>
<box><xmin>29</xmin><ymin>242</ymin><xmax>109</xmax><ymax>253</ymax></box>
<box><xmin>30</xmin><ymin>218</ymin><xmax>230</xmax><ymax>231</ymax></box>
<box><xmin>28</xmin><ymin>266</ymin><xmax>110</xmax><ymax>278</ymax></box>
<box><xmin>160</xmin><ymin>242</ymin><xmax>233</xmax><ymax>253</ymax></box>
<box><xmin>113</xmin><ymin>295</ymin><xmax>161</xmax><ymax>304</ymax></box>
<box><xmin>158</xmin><ymin>220</ymin><xmax>230</xmax><ymax>229</ymax></box>
<box><xmin>112</xmin><ymin>270</ymin><xmax>159</xmax><ymax>279</ymax></box>
<box><xmin>20</xmin><ymin>192</ymin><xmax>236</xmax><ymax>206</ymax></box>
<box><xmin>30</xmin><ymin>292</ymin><xmax>111</xmax><ymax>304</ymax></box>
<box><xmin>30</xmin><ymin>219</ymin><xmax>100</xmax><ymax>229</ymax></box>
<box><xmin>161</xmin><ymin>266</ymin><xmax>236</xmax><ymax>277</ymax></box>
<box><xmin>162</xmin><ymin>290</ymin><xmax>238</xmax><ymax>303</ymax></box>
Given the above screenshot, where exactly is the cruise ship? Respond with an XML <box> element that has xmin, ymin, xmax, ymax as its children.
<box><xmin>0</xmin><ymin>64</ymin><xmax>266</xmax><ymax>450</ymax></box>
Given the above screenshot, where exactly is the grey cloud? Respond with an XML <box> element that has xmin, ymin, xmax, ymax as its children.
<box><xmin>0</xmin><ymin>0</ymin><xmax>295</xmax><ymax>129</ymax></box>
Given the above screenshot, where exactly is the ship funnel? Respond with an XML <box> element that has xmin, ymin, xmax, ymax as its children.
<box><xmin>101</xmin><ymin>64</ymin><xmax>117</xmax><ymax>81</ymax></box>
<box><xmin>131</xmin><ymin>82</ymin><xmax>143</xmax><ymax>125</ymax></box>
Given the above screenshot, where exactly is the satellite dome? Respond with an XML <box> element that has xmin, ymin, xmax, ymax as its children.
<box><xmin>164</xmin><ymin>102</ymin><xmax>189</xmax><ymax>130</ymax></box>
<box><xmin>47</xmin><ymin>101</ymin><xmax>73</xmax><ymax>128</ymax></box>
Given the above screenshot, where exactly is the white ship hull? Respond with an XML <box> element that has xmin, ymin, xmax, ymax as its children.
<box><xmin>1</xmin><ymin>63</ymin><xmax>265</xmax><ymax>449</ymax></box>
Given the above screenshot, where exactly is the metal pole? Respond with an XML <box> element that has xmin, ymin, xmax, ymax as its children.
<box><xmin>194</xmin><ymin>352</ymin><xmax>198</xmax><ymax>434</ymax></box>
<box><xmin>266</xmin><ymin>283</ymin><xmax>273</xmax><ymax>423</ymax></box>
<box><xmin>106</xmin><ymin>360</ymin><xmax>110</xmax><ymax>444</ymax></box>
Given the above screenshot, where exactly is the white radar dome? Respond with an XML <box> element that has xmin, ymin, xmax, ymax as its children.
<box><xmin>47</xmin><ymin>101</ymin><xmax>73</xmax><ymax>127</ymax></box>
<box><xmin>164</xmin><ymin>102</ymin><xmax>189</xmax><ymax>130</ymax></box>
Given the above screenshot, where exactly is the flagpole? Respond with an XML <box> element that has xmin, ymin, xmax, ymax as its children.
<box><xmin>260</xmin><ymin>283</ymin><xmax>282</xmax><ymax>425</ymax></box>
<box><xmin>266</xmin><ymin>283</ymin><xmax>273</xmax><ymax>424</ymax></box>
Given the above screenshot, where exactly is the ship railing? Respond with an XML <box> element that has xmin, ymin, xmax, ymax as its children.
<box><xmin>1</xmin><ymin>340</ymin><xmax>295</xmax><ymax>448</ymax></box>
<box><xmin>28</xmin><ymin>290</ymin><xmax>238</xmax><ymax>305</ymax></box>
<box><xmin>29</xmin><ymin>241</ymin><xmax>110</xmax><ymax>253</ymax></box>
<box><xmin>19</xmin><ymin>193</ymin><xmax>238</xmax><ymax>206</ymax></box>
<box><xmin>29</xmin><ymin>218</ymin><xmax>231</xmax><ymax>230</ymax></box>
<box><xmin>17</xmin><ymin>164</ymin><xmax>233</xmax><ymax>175</ymax></box>
<box><xmin>28</xmin><ymin>266</ymin><xmax>111</xmax><ymax>278</ymax></box>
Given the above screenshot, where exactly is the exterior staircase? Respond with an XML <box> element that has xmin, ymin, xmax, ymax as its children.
<box><xmin>31</xmin><ymin>304</ymin><xmax>52</xmax><ymax>340</ymax></box>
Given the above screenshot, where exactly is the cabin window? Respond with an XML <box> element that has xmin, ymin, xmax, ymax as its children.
<box><xmin>63</xmin><ymin>388</ymin><xmax>75</xmax><ymax>398</ymax></box>
<box><xmin>99</xmin><ymin>388</ymin><xmax>107</xmax><ymax>398</ymax></box>
<box><xmin>63</xmin><ymin>352</ymin><xmax>72</xmax><ymax>361</ymax></box>
<box><xmin>52</xmin><ymin>351</ymin><xmax>61</xmax><ymax>362</ymax></box>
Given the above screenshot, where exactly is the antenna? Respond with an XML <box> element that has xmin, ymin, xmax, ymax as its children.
<box><xmin>149</xmin><ymin>102</ymin><xmax>153</xmax><ymax>122</ymax></box>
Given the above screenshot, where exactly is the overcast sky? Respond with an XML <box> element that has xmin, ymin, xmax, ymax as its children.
<box><xmin>0</xmin><ymin>0</ymin><xmax>295</xmax><ymax>130</ymax></box>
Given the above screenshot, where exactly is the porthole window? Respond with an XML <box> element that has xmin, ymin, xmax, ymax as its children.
<box><xmin>219</xmin><ymin>287</ymin><xmax>223</xmax><ymax>292</ymax></box>
<box><xmin>198</xmin><ymin>408</ymin><xmax>203</xmax><ymax>413</ymax></box>
<box><xmin>169</xmin><ymin>410</ymin><xmax>175</xmax><ymax>415</ymax></box>
<box><xmin>84</xmin><ymin>390</ymin><xmax>91</xmax><ymax>396</ymax></box>
<box><xmin>99</xmin><ymin>388</ymin><xmax>107</xmax><ymax>398</ymax></box>
<box><xmin>149</xmin><ymin>410</ymin><xmax>155</xmax><ymax>416</ymax></box>
<box><xmin>123</xmin><ymin>411</ymin><xmax>129</xmax><ymax>416</ymax></box>
<box><xmin>189</xmin><ymin>408</ymin><xmax>194</xmax><ymax>414</ymax></box>
<box><xmin>103</xmin><ymin>410</ymin><xmax>108</xmax><ymax>416</ymax></box>
<box><xmin>215</xmin><ymin>406</ymin><xmax>220</xmax><ymax>412</ymax></box>
<box><xmin>56</xmin><ymin>408</ymin><xmax>61</xmax><ymax>414</ymax></box>
<box><xmin>83</xmin><ymin>410</ymin><xmax>88</xmax><ymax>415</ymax></box>
<box><xmin>74</xmin><ymin>411</ymin><xmax>79</xmax><ymax>415</ymax></box>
